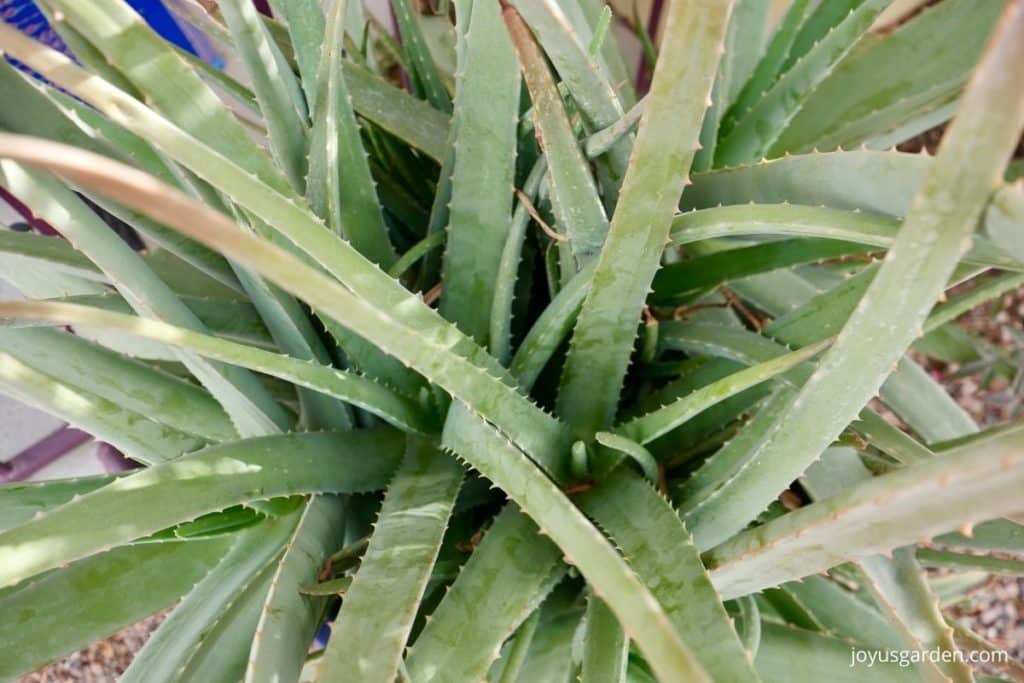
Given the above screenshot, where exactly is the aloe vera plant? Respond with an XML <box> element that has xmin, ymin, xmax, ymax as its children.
<box><xmin>0</xmin><ymin>0</ymin><xmax>1023</xmax><ymax>680</ymax></box>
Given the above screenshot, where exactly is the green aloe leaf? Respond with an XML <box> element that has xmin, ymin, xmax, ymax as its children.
<box><xmin>511</xmin><ymin>0</ymin><xmax>632</xmax><ymax>194</ymax></box>
<box><xmin>36</xmin><ymin>0</ymin><xmax>292</xmax><ymax>194</ymax></box>
<box><xmin>774</xmin><ymin>0</ymin><xmax>1003</xmax><ymax>153</ymax></box>
<box><xmin>706</xmin><ymin>424</ymin><xmax>1024</xmax><ymax>598</ymax></box>
<box><xmin>688</xmin><ymin>3</ymin><xmax>1024</xmax><ymax>547</ymax></box>
<box><xmin>319</xmin><ymin>441</ymin><xmax>461</xmax><ymax>682</ymax></box>
<box><xmin>580</xmin><ymin>595</ymin><xmax>628</xmax><ymax>683</ymax></box>
<box><xmin>557</xmin><ymin>0</ymin><xmax>735</xmax><ymax>438</ymax></box>
<box><xmin>0</xmin><ymin>327</ymin><xmax>234</xmax><ymax>442</ymax></box>
<box><xmin>693</xmin><ymin>0</ymin><xmax>771</xmax><ymax>171</ymax></box>
<box><xmin>405</xmin><ymin>506</ymin><xmax>565</xmax><ymax>683</ymax></box>
<box><xmin>578</xmin><ymin>469</ymin><xmax>760</xmax><ymax>682</ymax></box>
<box><xmin>0</xmin><ymin>430</ymin><xmax>403</xmax><ymax>588</ymax></box>
<box><xmin>669</xmin><ymin>204</ymin><xmax>1021</xmax><ymax>272</ymax></box>
<box><xmin>505</xmin><ymin>5</ymin><xmax>609</xmax><ymax>263</ymax></box>
<box><xmin>783</xmin><ymin>575</ymin><xmax>903</xmax><ymax>651</ymax></box>
<box><xmin>0</xmin><ymin>475</ymin><xmax>114</xmax><ymax>533</ymax></box>
<box><xmin>245</xmin><ymin>495</ymin><xmax>344</xmax><ymax>683</ymax></box>
<box><xmin>0</xmin><ymin>537</ymin><xmax>230</xmax><ymax>679</ymax></box>
<box><xmin>0</xmin><ymin>161</ymin><xmax>289</xmax><ymax>437</ymax></box>
<box><xmin>266</xmin><ymin>0</ymin><xmax>324</xmax><ymax>110</ymax></box>
<box><xmin>342</xmin><ymin>60</ymin><xmax>449</xmax><ymax>162</ymax></box>
<box><xmin>0</xmin><ymin>350</ymin><xmax>203</xmax><ymax>463</ymax></box>
<box><xmin>652</xmin><ymin>238</ymin><xmax>871</xmax><ymax>306</ymax></box>
<box><xmin>0</xmin><ymin>300</ymin><xmax>432</xmax><ymax>434</ymax></box>
<box><xmin>439</xmin><ymin>0</ymin><xmax>520</xmax><ymax>345</ymax></box>
<box><xmin>308</xmin><ymin>0</ymin><xmax>395</xmax><ymax>267</ymax></box>
<box><xmin>122</xmin><ymin>512</ymin><xmax>300</xmax><ymax>683</ymax></box>
<box><xmin>218</xmin><ymin>0</ymin><xmax>309</xmax><ymax>190</ymax></box>
<box><xmin>803</xmin><ymin>448</ymin><xmax>973</xmax><ymax>683</ymax></box>
<box><xmin>715</xmin><ymin>0</ymin><xmax>889</xmax><ymax>166</ymax></box>
<box><xmin>617</xmin><ymin>340</ymin><xmax>827</xmax><ymax>446</ymax></box>
<box><xmin>754</xmin><ymin>623</ymin><xmax>919</xmax><ymax>683</ymax></box>
<box><xmin>391</xmin><ymin>0</ymin><xmax>451</xmax><ymax>112</ymax></box>
<box><xmin>442</xmin><ymin>411</ymin><xmax>710</xmax><ymax>683</ymax></box>
<box><xmin>0</xmin><ymin>135</ymin><xmax>571</xmax><ymax>479</ymax></box>
<box><xmin>717</xmin><ymin>0</ymin><xmax>811</xmax><ymax>140</ymax></box>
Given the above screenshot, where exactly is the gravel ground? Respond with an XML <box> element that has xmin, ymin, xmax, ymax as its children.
<box><xmin>19</xmin><ymin>613</ymin><xmax>166</xmax><ymax>682</ymax></box>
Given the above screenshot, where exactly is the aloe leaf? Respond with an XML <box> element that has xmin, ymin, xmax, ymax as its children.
<box><xmin>505</xmin><ymin>5</ymin><xmax>609</xmax><ymax>263</ymax></box>
<box><xmin>0</xmin><ymin>65</ymin><xmax>244</xmax><ymax>292</ymax></box>
<box><xmin>693</xmin><ymin>0</ymin><xmax>772</xmax><ymax>171</ymax></box>
<box><xmin>319</xmin><ymin>441</ymin><xmax>461</xmax><ymax>682</ymax></box>
<box><xmin>0</xmin><ymin>160</ymin><xmax>288</xmax><ymax>437</ymax></box>
<box><xmin>691</xmin><ymin>6</ymin><xmax>1024</xmax><ymax>546</ymax></box>
<box><xmin>803</xmin><ymin>449</ymin><xmax>973</xmax><ymax>683</ymax></box>
<box><xmin>175</xmin><ymin>561</ymin><xmax>276</xmax><ymax>683</ymax></box>
<box><xmin>754</xmin><ymin>623</ymin><xmax>919</xmax><ymax>683</ymax></box>
<box><xmin>0</xmin><ymin>136</ymin><xmax>571</xmax><ymax>479</ymax></box>
<box><xmin>405</xmin><ymin>506</ymin><xmax>565</xmax><ymax>683</ymax></box>
<box><xmin>684</xmin><ymin>149</ymin><xmax>931</xmax><ymax>215</ymax></box>
<box><xmin>266</xmin><ymin>0</ymin><xmax>325</xmax><ymax>111</ymax></box>
<box><xmin>0</xmin><ymin>229</ymin><xmax>104</xmax><ymax>283</ymax></box>
<box><xmin>0</xmin><ymin>327</ymin><xmax>234</xmax><ymax>442</ymax></box>
<box><xmin>511</xmin><ymin>0</ymin><xmax>632</xmax><ymax>192</ymax></box>
<box><xmin>342</xmin><ymin>60</ymin><xmax>449</xmax><ymax>162</ymax></box>
<box><xmin>0</xmin><ymin>300</ymin><xmax>432</xmax><ymax>434</ymax></box>
<box><xmin>245</xmin><ymin>495</ymin><xmax>344</xmax><ymax>683</ymax></box>
<box><xmin>673</xmin><ymin>387</ymin><xmax>791</xmax><ymax>514</ymax></box>
<box><xmin>783</xmin><ymin>575</ymin><xmax>903</xmax><ymax>651</ymax></box>
<box><xmin>495</xmin><ymin>609</ymin><xmax>543</xmax><ymax>683</ymax></box>
<box><xmin>917</xmin><ymin>549</ymin><xmax>1024</xmax><ymax>577</ymax></box>
<box><xmin>718</xmin><ymin>0</ymin><xmax>811</xmax><ymax>140</ymax></box>
<box><xmin>224</xmin><ymin>266</ymin><xmax>355</xmax><ymax>431</ymax></box>
<box><xmin>439</xmin><ymin>0</ymin><xmax>520</xmax><ymax>345</ymax></box>
<box><xmin>664</xmin><ymin>317</ymin><xmax>975</xmax><ymax>451</ymax></box>
<box><xmin>219</xmin><ymin>0</ymin><xmax>309</xmax><ymax>191</ymax></box>
<box><xmin>511</xmin><ymin>604</ymin><xmax>581</xmax><ymax>682</ymax></box>
<box><xmin>705</xmin><ymin>424</ymin><xmax>1024</xmax><ymax>599</ymax></box>
<box><xmin>671</xmin><ymin>202</ymin><xmax>1015</xmax><ymax>272</ymax></box>
<box><xmin>0</xmin><ymin>475</ymin><xmax>114</xmax><ymax>533</ymax></box>
<box><xmin>0</xmin><ymin>537</ymin><xmax>230</xmax><ymax>679</ymax></box>
<box><xmin>986</xmin><ymin>181</ymin><xmax>1024</xmax><ymax>262</ymax></box>
<box><xmin>652</xmin><ymin>238</ymin><xmax>872</xmax><ymax>305</ymax></box>
<box><xmin>557</xmin><ymin>0</ymin><xmax>734</xmax><ymax>438</ymax></box>
<box><xmin>308</xmin><ymin>0</ymin><xmax>395</xmax><ymax>267</ymax></box>
<box><xmin>580</xmin><ymin>595</ymin><xmax>628</xmax><ymax>683</ymax></box>
<box><xmin>714</xmin><ymin>0</ymin><xmax>888</xmax><ymax>166</ymax></box>
<box><xmin>617</xmin><ymin>340</ymin><xmax>826</xmax><ymax>446</ymax></box>
<box><xmin>391</xmin><ymin>0</ymin><xmax>451</xmax><ymax>112</ymax></box>
<box><xmin>686</xmin><ymin>148</ymin><xmax>1024</xmax><ymax>260</ymax></box>
<box><xmin>579</xmin><ymin>469</ymin><xmax>760</xmax><ymax>682</ymax></box>
<box><xmin>46</xmin><ymin>293</ymin><xmax>273</xmax><ymax>350</ymax></box>
<box><xmin>757</xmin><ymin>267</ymin><xmax>981</xmax><ymax>442</ymax></box>
<box><xmin>774</xmin><ymin>0</ymin><xmax>1003</xmax><ymax>154</ymax></box>
<box><xmin>579</xmin><ymin>0</ymin><xmax>635</xmax><ymax>108</ymax></box>
<box><xmin>122</xmin><ymin>512</ymin><xmax>300</xmax><ymax>683</ymax></box>
<box><xmin>0</xmin><ymin>351</ymin><xmax>202</xmax><ymax>463</ymax></box>
<box><xmin>491</xmin><ymin>158</ymin><xmax>548</xmax><ymax>366</ymax></box>
<box><xmin>0</xmin><ymin>430</ymin><xmax>403</xmax><ymax>589</ymax></box>
<box><xmin>0</xmin><ymin>38</ymin><xmax>480</xmax><ymax>383</ymax></box>
<box><xmin>509</xmin><ymin>259</ymin><xmax>593</xmax><ymax>390</ymax></box>
<box><xmin>935</xmin><ymin>519</ymin><xmax>1024</xmax><ymax>555</ymax></box>
<box><xmin>442</xmin><ymin>412</ymin><xmax>710</xmax><ymax>683</ymax></box>
<box><xmin>860</xmin><ymin>550</ymin><xmax>975</xmax><ymax>683</ymax></box>
<box><xmin>37</xmin><ymin>0</ymin><xmax>293</xmax><ymax>195</ymax></box>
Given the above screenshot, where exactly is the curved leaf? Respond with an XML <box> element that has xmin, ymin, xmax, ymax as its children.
<box><xmin>557</xmin><ymin>0</ymin><xmax>734</xmax><ymax>438</ymax></box>
<box><xmin>319</xmin><ymin>441</ymin><xmax>461</xmax><ymax>682</ymax></box>
<box><xmin>0</xmin><ymin>430</ymin><xmax>403</xmax><ymax>588</ymax></box>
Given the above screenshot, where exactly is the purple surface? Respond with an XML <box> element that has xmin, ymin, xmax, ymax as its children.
<box><xmin>0</xmin><ymin>425</ymin><xmax>91</xmax><ymax>483</ymax></box>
